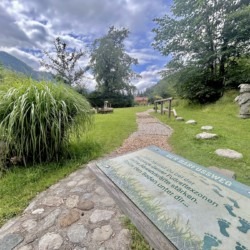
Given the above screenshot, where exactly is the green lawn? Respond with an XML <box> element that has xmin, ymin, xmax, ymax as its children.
<box><xmin>154</xmin><ymin>91</ymin><xmax>250</xmax><ymax>186</ymax></box>
<box><xmin>1</xmin><ymin>93</ymin><xmax>249</xmax><ymax>249</ymax></box>
<box><xmin>0</xmin><ymin>106</ymin><xmax>149</xmax><ymax>227</ymax></box>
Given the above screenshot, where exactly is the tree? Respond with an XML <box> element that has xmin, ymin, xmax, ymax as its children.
<box><xmin>90</xmin><ymin>26</ymin><xmax>139</xmax><ymax>96</ymax></box>
<box><xmin>41</xmin><ymin>37</ymin><xmax>88</xmax><ymax>86</ymax></box>
<box><xmin>153</xmin><ymin>0</ymin><xmax>250</xmax><ymax>103</ymax></box>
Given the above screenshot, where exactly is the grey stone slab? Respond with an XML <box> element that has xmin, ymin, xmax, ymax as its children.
<box><xmin>38</xmin><ymin>233</ymin><xmax>63</xmax><ymax>250</ymax></box>
<box><xmin>21</xmin><ymin>219</ymin><xmax>37</xmax><ymax>232</ymax></box>
<box><xmin>77</xmin><ymin>200</ymin><xmax>94</xmax><ymax>211</ymax></box>
<box><xmin>92</xmin><ymin>225</ymin><xmax>113</xmax><ymax>242</ymax></box>
<box><xmin>89</xmin><ymin>210</ymin><xmax>115</xmax><ymax>223</ymax></box>
<box><xmin>41</xmin><ymin>196</ymin><xmax>64</xmax><ymax>207</ymax></box>
<box><xmin>0</xmin><ymin>233</ymin><xmax>24</xmax><ymax>250</ymax></box>
<box><xmin>96</xmin><ymin>146</ymin><xmax>250</xmax><ymax>250</ymax></box>
<box><xmin>196</xmin><ymin>132</ymin><xmax>217</xmax><ymax>139</ymax></box>
<box><xmin>67</xmin><ymin>224</ymin><xmax>88</xmax><ymax>243</ymax></box>
<box><xmin>66</xmin><ymin>195</ymin><xmax>79</xmax><ymax>208</ymax></box>
<box><xmin>215</xmin><ymin>149</ymin><xmax>243</xmax><ymax>159</ymax></box>
<box><xmin>39</xmin><ymin>208</ymin><xmax>61</xmax><ymax>232</ymax></box>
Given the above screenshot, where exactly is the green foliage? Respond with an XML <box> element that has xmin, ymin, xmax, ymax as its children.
<box><xmin>143</xmin><ymin>77</ymin><xmax>175</xmax><ymax>103</ymax></box>
<box><xmin>225</xmin><ymin>57</ymin><xmax>250</xmax><ymax>88</ymax></box>
<box><xmin>153</xmin><ymin>0</ymin><xmax>250</xmax><ymax>103</ymax></box>
<box><xmin>87</xmin><ymin>90</ymin><xmax>134</xmax><ymax>108</ymax></box>
<box><xmin>0</xmin><ymin>77</ymin><xmax>92</xmax><ymax>165</ymax></box>
<box><xmin>90</xmin><ymin>26</ymin><xmax>139</xmax><ymax>104</ymax></box>
<box><xmin>175</xmin><ymin>66</ymin><xmax>224</xmax><ymax>103</ymax></box>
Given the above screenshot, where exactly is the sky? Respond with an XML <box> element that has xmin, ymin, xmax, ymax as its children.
<box><xmin>0</xmin><ymin>0</ymin><xmax>172</xmax><ymax>92</ymax></box>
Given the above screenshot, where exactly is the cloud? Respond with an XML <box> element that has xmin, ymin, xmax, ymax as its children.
<box><xmin>132</xmin><ymin>65</ymin><xmax>162</xmax><ymax>91</ymax></box>
<box><xmin>0</xmin><ymin>6</ymin><xmax>31</xmax><ymax>47</ymax></box>
<box><xmin>128</xmin><ymin>48</ymin><xmax>163</xmax><ymax>65</ymax></box>
<box><xmin>0</xmin><ymin>0</ymin><xmax>172</xmax><ymax>91</ymax></box>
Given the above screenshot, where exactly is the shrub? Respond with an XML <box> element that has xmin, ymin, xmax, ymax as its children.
<box><xmin>0</xmin><ymin>78</ymin><xmax>92</xmax><ymax>165</ymax></box>
<box><xmin>175</xmin><ymin>66</ymin><xmax>224</xmax><ymax>104</ymax></box>
<box><xmin>87</xmin><ymin>91</ymin><xmax>134</xmax><ymax>108</ymax></box>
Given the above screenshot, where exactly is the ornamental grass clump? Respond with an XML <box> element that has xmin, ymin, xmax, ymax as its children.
<box><xmin>0</xmin><ymin>78</ymin><xmax>93</xmax><ymax>165</ymax></box>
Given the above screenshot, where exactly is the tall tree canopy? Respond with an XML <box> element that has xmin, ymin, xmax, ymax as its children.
<box><xmin>41</xmin><ymin>37</ymin><xmax>88</xmax><ymax>86</ymax></box>
<box><xmin>90</xmin><ymin>26</ymin><xmax>139</xmax><ymax>96</ymax></box>
<box><xmin>153</xmin><ymin>0</ymin><xmax>250</xmax><ymax>103</ymax></box>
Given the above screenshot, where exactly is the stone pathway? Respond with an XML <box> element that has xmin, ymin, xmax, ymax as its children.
<box><xmin>0</xmin><ymin>110</ymin><xmax>173</xmax><ymax>250</ymax></box>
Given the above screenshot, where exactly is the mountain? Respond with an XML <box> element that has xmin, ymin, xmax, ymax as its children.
<box><xmin>0</xmin><ymin>51</ymin><xmax>53</xmax><ymax>81</ymax></box>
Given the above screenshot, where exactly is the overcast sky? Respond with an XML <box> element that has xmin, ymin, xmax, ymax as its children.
<box><xmin>0</xmin><ymin>0</ymin><xmax>172</xmax><ymax>91</ymax></box>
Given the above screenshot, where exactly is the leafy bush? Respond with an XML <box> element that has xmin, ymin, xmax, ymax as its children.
<box><xmin>87</xmin><ymin>91</ymin><xmax>134</xmax><ymax>108</ymax></box>
<box><xmin>225</xmin><ymin>57</ymin><xmax>250</xmax><ymax>88</ymax></box>
<box><xmin>0</xmin><ymin>78</ymin><xmax>92</xmax><ymax>165</ymax></box>
<box><xmin>175</xmin><ymin>66</ymin><xmax>224</xmax><ymax>104</ymax></box>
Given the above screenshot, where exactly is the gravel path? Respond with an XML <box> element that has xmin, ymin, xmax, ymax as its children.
<box><xmin>111</xmin><ymin>109</ymin><xmax>172</xmax><ymax>156</ymax></box>
<box><xmin>0</xmin><ymin>110</ymin><xmax>173</xmax><ymax>250</ymax></box>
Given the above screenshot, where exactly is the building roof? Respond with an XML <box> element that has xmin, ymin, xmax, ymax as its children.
<box><xmin>134</xmin><ymin>96</ymin><xmax>148</xmax><ymax>101</ymax></box>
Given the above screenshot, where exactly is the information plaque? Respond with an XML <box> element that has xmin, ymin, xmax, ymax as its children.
<box><xmin>96</xmin><ymin>146</ymin><xmax>250</xmax><ymax>250</ymax></box>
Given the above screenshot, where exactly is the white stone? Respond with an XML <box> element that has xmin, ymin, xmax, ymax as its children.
<box><xmin>21</xmin><ymin>219</ymin><xmax>37</xmax><ymax>232</ymax></box>
<box><xmin>41</xmin><ymin>196</ymin><xmax>63</xmax><ymax>207</ymax></box>
<box><xmin>176</xmin><ymin>117</ymin><xmax>184</xmax><ymax>121</ymax></box>
<box><xmin>38</xmin><ymin>233</ymin><xmax>63</xmax><ymax>250</ymax></box>
<box><xmin>196</xmin><ymin>132</ymin><xmax>217</xmax><ymax>139</ymax></box>
<box><xmin>215</xmin><ymin>149</ymin><xmax>243</xmax><ymax>159</ymax></box>
<box><xmin>90</xmin><ymin>210</ymin><xmax>115</xmax><ymax>223</ymax></box>
<box><xmin>77</xmin><ymin>179</ymin><xmax>90</xmax><ymax>186</ymax></box>
<box><xmin>73</xmin><ymin>247</ymin><xmax>87</xmax><ymax>250</ymax></box>
<box><xmin>32</xmin><ymin>208</ymin><xmax>45</xmax><ymax>215</ymax></box>
<box><xmin>95</xmin><ymin>186</ymin><xmax>108</xmax><ymax>196</ymax></box>
<box><xmin>67</xmin><ymin>181</ymin><xmax>77</xmax><ymax>187</ymax></box>
<box><xmin>201</xmin><ymin>125</ymin><xmax>213</xmax><ymax>130</ymax></box>
<box><xmin>92</xmin><ymin>225</ymin><xmax>113</xmax><ymax>242</ymax></box>
<box><xmin>186</xmin><ymin>120</ymin><xmax>196</xmax><ymax>124</ymax></box>
<box><xmin>18</xmin><ymin>246</ymin><xmax>33</xmax><ymax>250</ymax></box>
<box><xmin>82</xmin><ymin>193</ymin><xmax>92</xmax><ymax>199</ymax></box>
<box><xmin>100</xmin><ymin>197</ymin><xmax>115</xmax><ymax>207</ymax></box>
<box><xmin>239</xmin><ymin>83</ymin><xmax>250</xmax><ymax>93</ymax></box>
<box><xmin>67</xmin><ymin>224</ymin><xmax>88</xmax><ymax>243</ymax></box>
<box><xmin>66</xmin><ymin>195</ymin><xmax>79</xmax><ymax>208</ymax></box>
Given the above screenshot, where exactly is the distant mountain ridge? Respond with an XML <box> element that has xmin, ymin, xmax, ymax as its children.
<box><xmin>0</xmin><ymin>51</ymin><xmax>53</xmax><ymax>81</ymax></box>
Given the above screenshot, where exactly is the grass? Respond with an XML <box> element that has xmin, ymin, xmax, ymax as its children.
<box><xmin>123</xmin><ymin>217</ymin><xmax>151</xmax><ymax>250</ymax></box>
<box><xmin>154</xmin><ymin>90</ymin><xmax>250</xmax><ymax>186</ymax></box>
<box><xmin>0</xmin><ymin>80</ymin><xmax>92</xmax><ymax>164</ymax></box>
<box><xmin>3</xmin><ymin>90</ymin><xmax>248</xmax><ymax>249</ymax></box>
<box><xmin>0</xmin><ymin>106</ymin><xmax>149</xmax><ymax>227</ymax></box>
